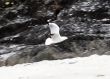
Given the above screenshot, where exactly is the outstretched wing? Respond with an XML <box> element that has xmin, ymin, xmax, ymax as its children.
<box><xmin>48</xmin><ymin>23</ymin><xmax>60</xmax><ymax>34</ymax></box>
<box><xmin>45</xmin><ymin>38</ymin><xmax>53</xmax><ymax>45</ymax></box>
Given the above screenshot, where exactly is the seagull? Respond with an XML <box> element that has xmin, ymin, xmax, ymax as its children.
<box><xmin>45</xmin><ymin>23</ymin><xmax>68</xmax><ymax>45</ymax></box>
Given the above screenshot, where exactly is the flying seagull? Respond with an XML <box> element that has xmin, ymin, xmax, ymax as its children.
<box><xmin>45</xmin><ymin>23</ymin><xmax>68</xmax><ymax>45</ymax></box>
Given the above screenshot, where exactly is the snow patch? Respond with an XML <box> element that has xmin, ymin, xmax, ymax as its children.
<box><xmin>0</xmin><ymin>52</ymin><xmax>15</xmax><ymax>60</ymax></box>
<box><xmin>0</xmin><ymin>55</ymin><xmax>110</xmax><ymax>79</ymax></box>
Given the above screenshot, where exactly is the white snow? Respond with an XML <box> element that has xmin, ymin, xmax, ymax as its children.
<box><xmin>0</xmin><ymin>55</ymin><xmax>110</xmax><ymax>79</ymax></box>
<box><xmin>9</xmin><ymin>45</ymin><xmax>19</xmax><ymax>48</ymax></box>
<box><xmin>0</xmin><ymin>49</ymin><xmax>8</xmax><ymax>54</ymax></box>
<box><xmin>9</xmin><ymin>44</ymin><xmax>26</xmax><ymax>50</ymax></box>
<box><xmin>0</xmin><ymin>52</ymin><xmax>15</xmax><ymax>60</ymax></box>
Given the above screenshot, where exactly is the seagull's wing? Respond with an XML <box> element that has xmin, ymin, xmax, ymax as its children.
<box><xmin>48</xmin><ymin>23</ymin><xmax>60</xmax><ymax>34</ymax></box>
<box><xmin>45</xmin><ymin>38</ymin><xmax>53</xmax><ymax>45</ymax></box>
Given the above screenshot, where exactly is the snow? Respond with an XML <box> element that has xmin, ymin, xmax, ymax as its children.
<box><xmin>0</xmin><ymin>55</ymin><xmax>110</xmax><ymax>79</ymax></box>
<box><xmin>9</xmin><ymin>45</ymin><xmax>19</xmax><ymax>48</ymax></box>
<box><xmin>0</xmin><ymin>52</ymin><xmax>15</xmax><ymax>60</ymax></box>
<box><xmin>0</xmin><ymin>49</ymin><xmax>8</xmax><ymax>54</ymax></box>
<box><xmin>9</xmin><ymin>44</ymin><xmax>26</xmax><ymax>50</ymax></box>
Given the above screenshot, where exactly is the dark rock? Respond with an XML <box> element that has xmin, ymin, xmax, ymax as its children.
<box><xmin>0</xmin><ymin>0</ymin><xmax>110</xmax><ymax>66</ymax></box>
<box><xmin>0</xmin><ymin>38</ymin><xmax>110</xmax><ymax>66</ymax></box>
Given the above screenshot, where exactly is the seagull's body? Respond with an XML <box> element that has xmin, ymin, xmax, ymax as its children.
<box><xmin>45</xmin><ymin>23</ymin><xmax>68</xmax><ymax>45</ymax></box>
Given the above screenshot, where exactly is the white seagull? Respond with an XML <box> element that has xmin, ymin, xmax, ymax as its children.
<box><xmin>45</xmin><ymin>23</ymin><xmax>68</xmax><ymax>45</ymax></box>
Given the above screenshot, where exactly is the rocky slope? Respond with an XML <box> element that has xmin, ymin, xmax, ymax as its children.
<box><xmin>0</xmin><ymin>0</ymin><xmax>110</xmax><ymax>66</ymax></box>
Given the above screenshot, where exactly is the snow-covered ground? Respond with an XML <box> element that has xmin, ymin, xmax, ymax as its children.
<box><xmin>0</xmin><ymin>55</ymin><xmax>110</xmax><ymax>79</ymax></box>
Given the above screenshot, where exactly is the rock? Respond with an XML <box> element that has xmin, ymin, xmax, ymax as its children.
<box><xmin>0</xmin><ymin>0</ymin><xmax>110</xmax><ymax>66</ymax></box>
<box><xmin>0</xmin><ymin>38</ymin><xmax>110</xmax><ymax>66</ymax></box>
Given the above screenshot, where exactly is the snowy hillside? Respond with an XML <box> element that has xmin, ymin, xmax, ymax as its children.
<box><xmin>0</xmin><ymin>55</ymin><xmax>110</xmax><ymax>79</ymax></box>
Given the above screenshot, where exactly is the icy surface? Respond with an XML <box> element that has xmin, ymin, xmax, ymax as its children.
<box><xmin>0</xmin><ymin>55</ymin><xmax>110</xmax><ymax>79</ymax></box>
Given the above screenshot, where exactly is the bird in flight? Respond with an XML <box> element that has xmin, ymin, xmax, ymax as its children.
<box><xmin>45</xmin><ymin>23</ymin><xmax>68</xmax><ymax>45</ymax></box>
